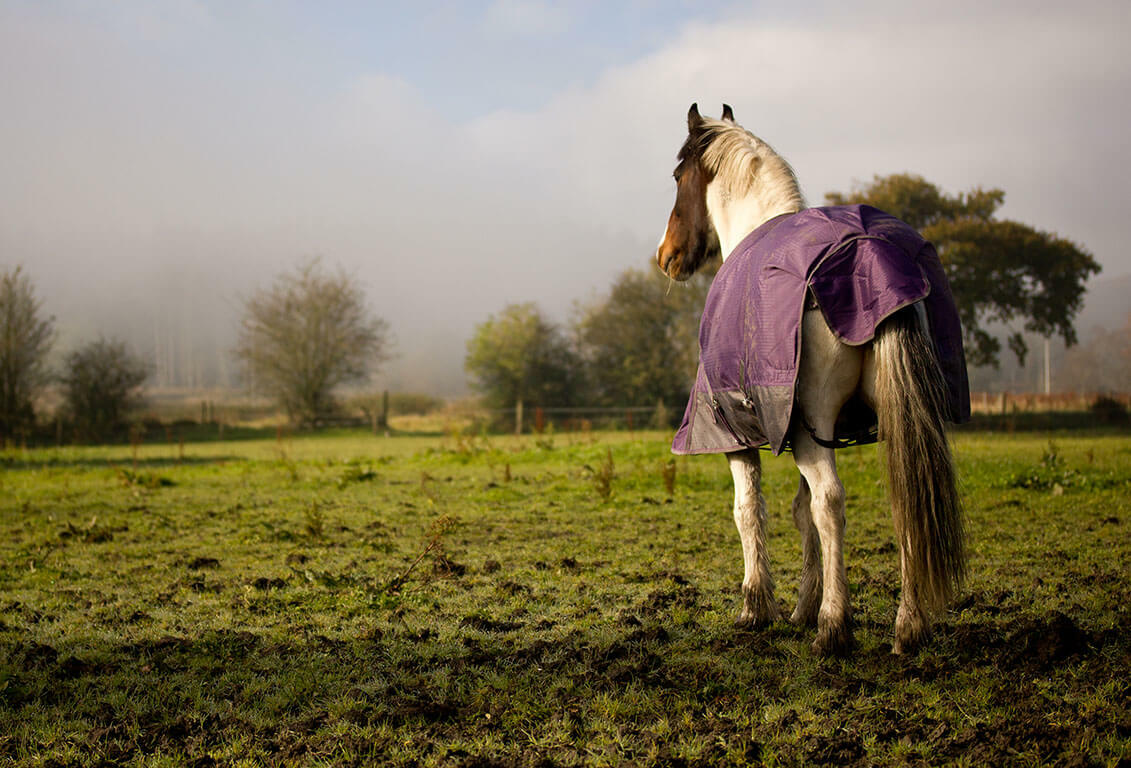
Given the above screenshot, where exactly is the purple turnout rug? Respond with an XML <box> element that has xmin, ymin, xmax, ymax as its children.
<box><xmin>672</xmin><ymin>204</ymin><xmax>970</xmax><ymax>456</ymax></box>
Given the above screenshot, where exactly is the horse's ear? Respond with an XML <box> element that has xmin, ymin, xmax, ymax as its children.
<box><xmin>722</xmin><ymin>104</ymin><xmax>734</xmax><ymax>122</ymax></box>
<box><xmin>687</xmin><ymin>103</ymin><xmax>702</xmax><ymax>131</ymax></box>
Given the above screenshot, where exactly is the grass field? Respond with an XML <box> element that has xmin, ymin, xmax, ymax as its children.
<box><xmin>1</xmin><ymin>427</ymin><xmax>1129</xmax><ymax>767</ymax></box>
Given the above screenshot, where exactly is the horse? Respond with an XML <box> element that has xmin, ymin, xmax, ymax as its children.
<box><xmin>656</xmin><ymin>104</ymin><xmax>968</xmax><ymax>655</ymax></box>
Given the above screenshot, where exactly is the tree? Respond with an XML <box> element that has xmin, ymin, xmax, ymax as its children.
<box><xmin>574</xmin><ymin>265</ymin><xmax>714</xmax><ymax>410</ymax></box>
<box><xmin>826</xmin><ymin>174</ymin><xmax>1101</xmax><ymax>367</ymax></box>
<box><xmin>61</xmin><ymin>338</ymin><xmax>149</xmax><ymax>442</ymax></box>
<box><xmin>236</xmin><ymin>261</ymin><xmax>391</xmax><ymax>425</ymax></box>
<box><xmin>0</xmin><ymin>265</ymin><xmax>55</xmax><ymax>441</ymax></box>
<box><xmin>464</xmin><ymin>303</ymin><xmax>579</xmax><ymax>409</ymax></box>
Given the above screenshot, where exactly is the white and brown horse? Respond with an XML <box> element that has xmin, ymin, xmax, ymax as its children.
<box><xmin>657</xmin><ymin>104</ymin><xmax>965</xmax><ymax>655</ymax></box>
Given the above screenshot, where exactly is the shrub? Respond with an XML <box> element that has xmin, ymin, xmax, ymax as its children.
<box><xmin>1091</xmin><ymin>396</ymin><xmax>1129</xmax><ymax>425</ymax></box>
<box><xmin>61</xmin><ymin>338</ymin><xmax>149</xmax><ymax>443</ymax></box>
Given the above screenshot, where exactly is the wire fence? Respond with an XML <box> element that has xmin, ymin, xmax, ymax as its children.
<box><xmin>292</xmin><ymin>404</ymin><xmax>673</xmax><ymax>434</ymax></box>
<box><xmin>9</xmin><ymin>389</ymin><xmax>1128</xmax><ymax>450</ymax></box>
<box><xmin>203</xmin><ymin>392</ymin><xmax>1130</xmax><ymax>436</ymax></box>
<box><xmin>969</xmin><ymin>391</ymin><xmax>1131</xmax><ymax>414</ymax></box>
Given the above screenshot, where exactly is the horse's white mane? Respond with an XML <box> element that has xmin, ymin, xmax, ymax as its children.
<box><xmin>698</xmin><ymin>118</ymin><xmax>807</xmax><ymax>211</ymax></box>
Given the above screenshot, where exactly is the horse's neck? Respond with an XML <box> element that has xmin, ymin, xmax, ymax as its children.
<box><xmin>709</xmin><ymin>164</ymin><xmax>804</xmax><ymax>260</ymax></box>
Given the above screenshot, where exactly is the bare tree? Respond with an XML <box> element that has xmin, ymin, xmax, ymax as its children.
<box><xmin>236</xmin><ymin>260</ymin><xmax>391</xmax><ymax>425</ymax></box>
<box><xmin>0</xmin><ymin>266</ymin><xmax>54</xmax><ymax>441</ymax></box>
<box><xmin>61</xmin><ymin>338</ymin><xmax>149</xmax><ymax>443</ymax></box>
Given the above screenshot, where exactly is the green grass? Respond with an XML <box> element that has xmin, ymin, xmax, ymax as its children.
<box><xmin>1</xmin><ymin>428</ymin><xmax>1129</xmax><ymax>767</ymax></box>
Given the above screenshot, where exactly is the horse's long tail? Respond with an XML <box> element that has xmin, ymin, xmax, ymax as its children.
<box><xmin>874</xmin><ymin>308</ymin><xmax>966</xmax><ymax>614</ymax></box>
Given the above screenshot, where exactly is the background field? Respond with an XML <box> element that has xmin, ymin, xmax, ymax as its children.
<box><xmin>1</xmin><ymin>428</ymin><xmax>1129</xmax><ymax>767</ymax></box>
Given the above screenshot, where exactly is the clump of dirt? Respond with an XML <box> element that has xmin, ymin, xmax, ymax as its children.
<box><xmin>1007</xmin><ymin>610</ymin><xmax>1088</xmax><ymax>667</ymax></box>
<box><xmin>624</xmin><ymin>625</ymin><xmax>670</xmax><ymax>645</ymax></box>
<box><xmin>250</xmin><ymin>577</ymin><xmax>287</xmax><ymax>590</ymax></box>
<box><xmin>186</xmin><ymin>578</ymin><xmax>222</xmax><ymax>593</ymax></box>
<box><xmin>58</xmin><ymin>518</ymin><xmax>124</xmax><ymax>544</ymax></box>
<box><xmin>433</xmin><ymin>553</ymin><xmax>466</xmax><ymax>577</ymax></box>
<box><xmin>22</xmin><ymin>642</ymin><xmax>59</xmax><ymax>668</ymax></box>
<box><xmin>934</xmin><ymin>716</ymin><xmax>1078</xmax><ymax>765</ymax></box>
<box><xmin>937</xmin><ymin>606</ymin><xmax>1101</xmax><ymax>674</ymax></box>
<box><xmin>387</xmin><ymin>696</ymin><xmax>461</xmax><ymax>725</ymax></box>
<box><xmin>498</xmin><ymin>580</ymin><xmax>531</xmax><ymax>596</ymax></box>
<box><xmin>187</xmin><ymin>557</ymin><xmax>220</xmax><ymax>570</ymax></box>
<box><xmin>636</xmin><ymin>583</ymin><xmax>701</xmax><ymax>620</ymax></box>
<box><xmin>557</xmin><ymin>556</ymin><xmax>581</xmax><ymax>572</ymax></box>
<box><xmin>57</xmin><ymin>655</ymin><xmax>98</xmax><ymax>679</ymax></box>
<box><xmin>802</xmin><ymin>729</ymin><xmax>865</xmax><ymax>766</ymax></box>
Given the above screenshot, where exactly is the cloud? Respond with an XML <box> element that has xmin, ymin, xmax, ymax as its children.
<box><xmin>468</xmin><ymin>0</ymin><xmax>1130</xmax><ymax>263</ymax></box>
<box><xmin>482</xmin><ymin>0</ymin><xmax>573</xmax><ymax>39</ymax></box>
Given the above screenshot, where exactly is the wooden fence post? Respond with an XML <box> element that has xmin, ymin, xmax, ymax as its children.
<box><xmin>515</xmin><ymin>400</ymin><xmax>524</xmax><ymax>435</ymax></box>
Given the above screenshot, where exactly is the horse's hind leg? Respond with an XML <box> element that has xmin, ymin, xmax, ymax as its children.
<box><xmin>792</xmin><ymin>432</ymin><xmax>853</xmax><ymax>655</ymax></box>
<box><xmin>728</xmin><ymin>448</ymin><xmax>781</xmax><ymax>627</ymax></box>
<box><xmin>895</xmin><ymin>549</ymin><xmax>929</xmax><ymax>654</ymax></box>
<box><xmin>789</xmin><ymin>476</ymin><xmax>822</xmax><ymax>626</ymax></box>
<box><xmin>792</xmin><ymin>310</ymin><xmax>864</xmax><ymax>655</ymax></box>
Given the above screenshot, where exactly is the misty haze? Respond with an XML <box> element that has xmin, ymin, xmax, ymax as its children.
<box><xmin>3</xmin><ymin>1</ymin><xmax>1128</xmax><ymax>402</ymax></box>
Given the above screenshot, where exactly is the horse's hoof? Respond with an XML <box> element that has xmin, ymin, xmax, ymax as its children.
<box><xmin>789</xmin><ymin>605</ymin><xmax>819</xmax><ymax>627</ymax></box>
<box><xmin>735</xmin><ymin>598</ymin><xmax>782</xmax><ymax>629</ymax></box>
<box><xmin>734</xmin><ymin>608</ymin><xmax>780</xmax><ymax>629</ymax></box>
<box><xmin>734</xmin><ymin>612</ymin><xmax>757</xmax><ymax>629</ymax></box>
<box><xmin>812</xmin><ymin>623</ymin><xmax>854</xmax><ymax>656</ymax></box>
<box><xmin>893</xmin><ymin>625</ymin><xmax>931</xmax><ymax>655</ymax></box>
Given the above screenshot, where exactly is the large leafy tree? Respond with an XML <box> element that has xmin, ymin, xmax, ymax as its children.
<box><xmin>62</xmin><ymin>338</ymin><xmax>149</xmax><ymax>443</ymax></box>
<box><xmin>0</xmin><ymin>265</ymin><xmax>55</xmax><ymax>441</ymax></box>
<box><xmin>574</xmin><ymin>265</ymin><xmax>713</xmax><ymax>409</ymax></box>
<box><xmin>826</xmin><ymin>174</ymin><xmax>1100</xmax><ymax>367</ymax></box>
<box><xmin>236</xmin><ymin>261</ymin><xmax>391</xmax><ymax>425</ymax></box>
<box><xmin>464</xmin><ymin>303</ymin><xmax>579</xmax><ymax>409</ymax></box>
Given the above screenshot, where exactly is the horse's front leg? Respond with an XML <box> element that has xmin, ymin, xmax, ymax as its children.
<box><xmin>728</xmin><ymin>448</ymin><xmax>781</xmax><ymax>628</ymax></box>
<box><xmin>792</xmin><ymin>431</ymin><xmax>853</xmax><ymax>655</ymax></box>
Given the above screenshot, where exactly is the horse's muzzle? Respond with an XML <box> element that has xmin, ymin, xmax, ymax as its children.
<box><xmin>656</xmin><ymin>242</ymin><xmax>690</xmax><ymax>281</ymax></box>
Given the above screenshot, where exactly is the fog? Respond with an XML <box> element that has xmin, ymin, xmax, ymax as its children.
<box><xmin>2</xmin><ymin>1</ymin><xmax>1128</xmax><ymax>396</ymax></box>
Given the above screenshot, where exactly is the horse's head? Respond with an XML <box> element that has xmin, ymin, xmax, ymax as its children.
<box><xmin>656</xmin><ymin>103</ymin><xmax>726</xmax><ymax>281</ymax></box>
<box><xmin>657</xmin><ymin>103</ymin><xmax>805</xmax><ymax>280</ymax></box>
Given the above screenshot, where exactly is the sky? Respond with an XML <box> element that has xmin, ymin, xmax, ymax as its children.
<box><xmin>1</xmin><ymin>0</ymin><xmax>1128</xmax><ymax>394</ymax></box>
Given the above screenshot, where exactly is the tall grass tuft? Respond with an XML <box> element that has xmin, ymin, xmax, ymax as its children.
<box><xmin>661</xmin><ymin>459</ymin><xmax>677</xmax><ymax>497</ymax></box>
<box><xmin>589</xmin><ymin>448</ymin><xmax>615</xmax><ymax>501</ymax></box>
